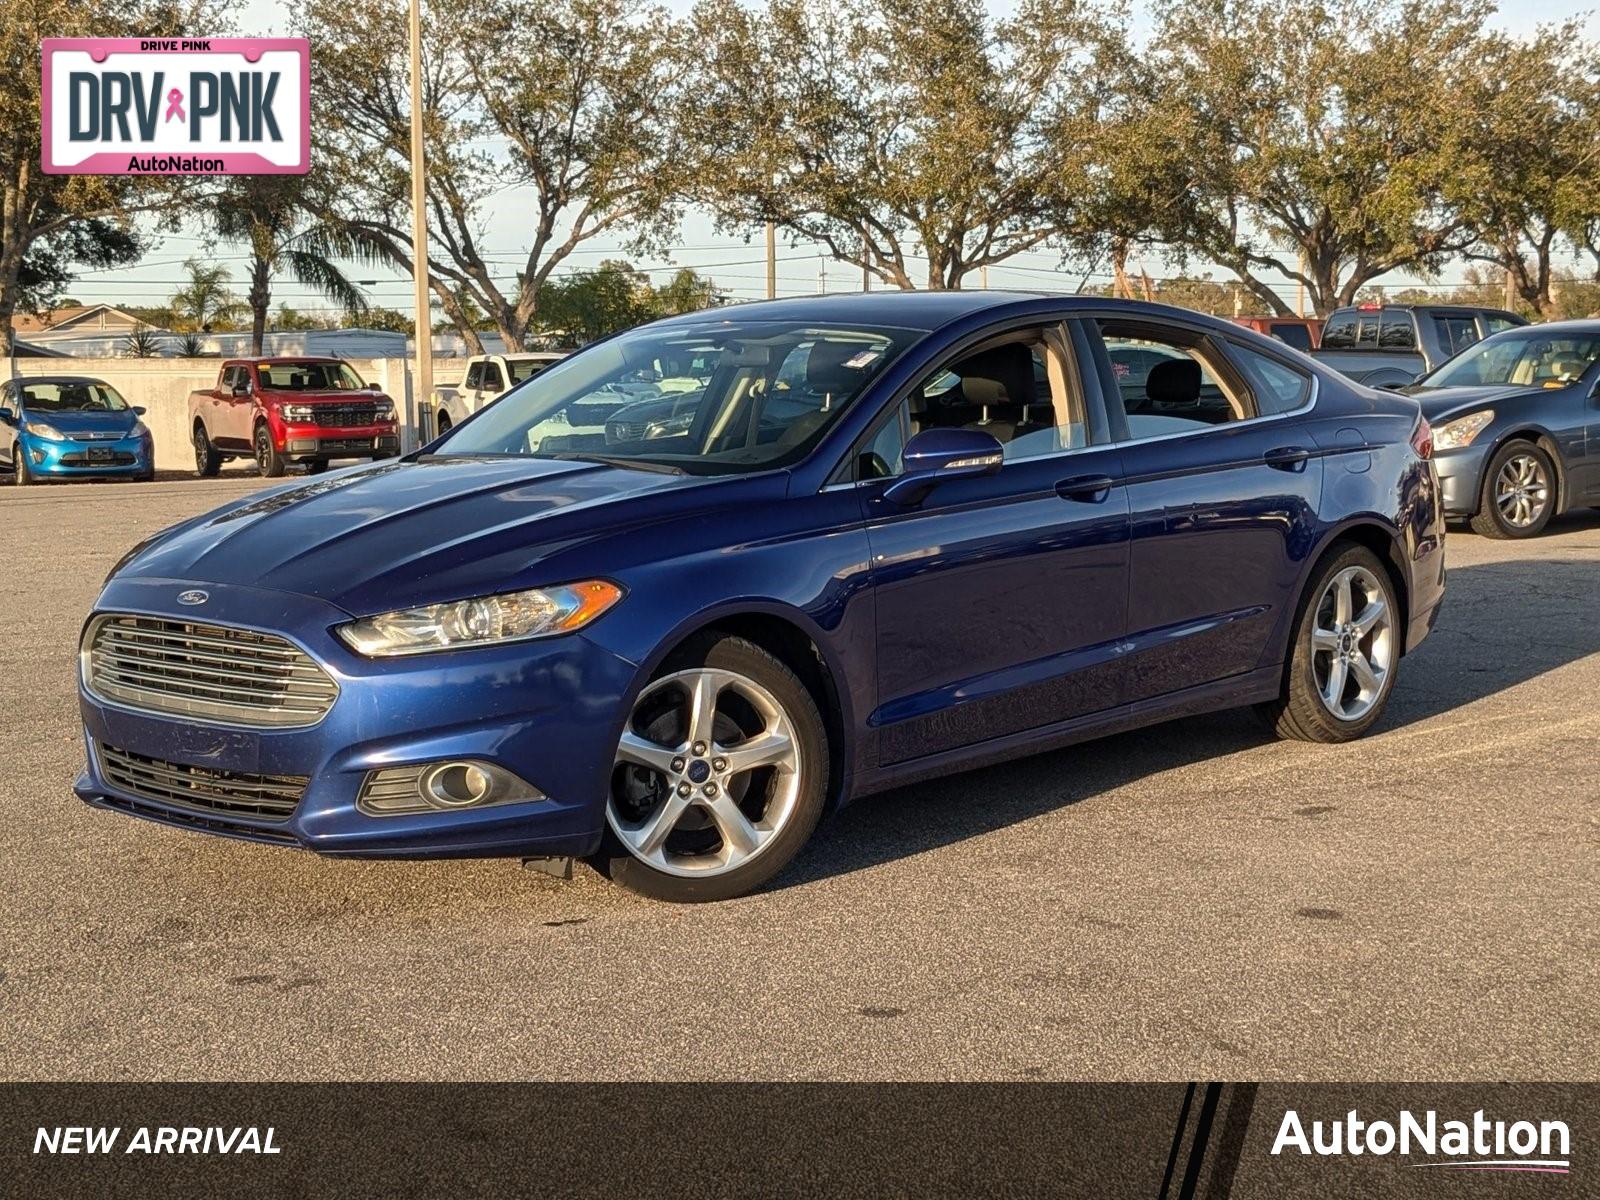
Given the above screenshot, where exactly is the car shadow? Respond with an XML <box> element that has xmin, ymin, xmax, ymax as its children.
<box><xmin>775</xmin><ymin>535</ymin><xmax>1600</xmax><ymax>891</ymax></box>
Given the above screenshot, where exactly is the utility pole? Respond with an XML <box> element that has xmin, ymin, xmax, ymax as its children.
<box><xmin>407</xmin><ymin>0</ymin><xmax>433</xmax><ymax>447</ymax></box>
<box><xmin>818</xmin><ymin>252</ymin><xmax>827</xmax><ymax>295</ymax></box>
<box><xmin>980</xmin><ymin>265</ymin><xmax>989</xmax><ymax>289</ymax></box>
<box><xmin>765</xmin><ymin>221</ymin><xmax>776</xmax><ymax>300</ymax></box>
<box><xmin>1296</xmin><ymin>250</ymin><xmax>1306</xmax><ymax>318</ymax></box>
<box><xmin>862</xmin><ymin>234</ymin><xmax>870</xmax><ymax>292</ymax></box>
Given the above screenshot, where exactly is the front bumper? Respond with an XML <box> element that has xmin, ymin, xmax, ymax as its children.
<box><xmin>28</xmin><ymin>433</ymin><xmax>153</xmax><ymax>478</ymax></box>
<box><xmin>272</xmin><ymin>417</ymin><xmax>400</xmax><ymax>460</ymax></box>
<box><xmin>75</xmin><ymin>577</ymin><xmax>638</xmax><ymax>859</ymax></box>
<box><xmin>1433</xmin><ymin>444</ymin><xmax>1491</xmax><ymax>517</ymax></box>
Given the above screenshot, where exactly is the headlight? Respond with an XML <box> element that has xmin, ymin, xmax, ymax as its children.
<box><xmin>1433</xmin><ymin>410</ymin><xmax>1493</xmax><ymax>450</ymax></box>
<box><xmin>373</xmin><ymin>400</ymin><xmax>396</xmax><ymax>422</ymax></box>
<box><xmin>28</xmin><ymin>421</ymin><xmax>65</xmax><ymax>441</ymax></box>
<box><xmin>336</xmin><ymin>580</ymin><xmax>624</xmax><ymax>657</ymax></box>
<box><xmin>644</xmin><ymin>411</ymin><xmax>695</xmax><ymax>439</ymax></box>
<box><xmin>282</xmin><ymin>404</ymin><xmax>315</xmax><ymax>420</ymax></box>
<box><xmin>132</xmin><ymin>420</ymin><xmax>150</xmax><ymax>439</ymax></box>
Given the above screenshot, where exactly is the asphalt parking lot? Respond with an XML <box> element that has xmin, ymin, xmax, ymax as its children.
<box><xmin>1</xmin><ymin>475</ymin><xmax>1595</xmax><ymax>1082</ymax></box>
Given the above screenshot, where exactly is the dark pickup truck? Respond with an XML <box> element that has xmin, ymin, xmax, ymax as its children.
<box><xmin>1311</xmin><ymin>303</ymin><xmax>1526</xmax><ymax>387</ymax></box>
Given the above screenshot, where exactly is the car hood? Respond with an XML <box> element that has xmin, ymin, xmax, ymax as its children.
<box><xmin>118</xmin><ymin>455</ymin><xmax>745</xmax><ymax>615</ymax></box>
<box><xmin>27</xmin><ymin>409</ymin><xmax>140</xmax><ymax>435</ymax></box>
<box><xmin>1407</xmin><ymin>383</ymin><xmax>1553</xmax><ymax>421</ymax></box>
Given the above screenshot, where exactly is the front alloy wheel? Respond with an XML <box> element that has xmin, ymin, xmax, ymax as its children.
<box><xmin>254</xmin><ymin>424</ymin><xmax>286</xmax><ymax>478</ymax></box>
<box><xmin>600</xmin><ymin>635</ymin><xmax>827</xmax><ymax>901</ymax></box>
<box><xmin>1471</xmin><ymin>443</ymin><xmax>1555</xmax><ymax>539</ymax></box>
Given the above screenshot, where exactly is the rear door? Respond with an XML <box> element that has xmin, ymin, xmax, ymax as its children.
<box><xmin>1078</xmin><ymin>314</ymin><xmax>1325</xmax><ymax>702</ymax></box>
<box><xmin>855</xmin><ymin>321</ymin><xmax>1132</xmax><ymax>764</ymax></box>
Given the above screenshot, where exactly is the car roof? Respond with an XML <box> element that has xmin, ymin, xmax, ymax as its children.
<box><xmin>10</xmin><ymin>375</ymin><xmax>113</xmax><ymax>386</ymax></box>
<box><xmin>229</xmin><ymin>356</ymin><xmax>346</xmax><ymax>365</ymax></box>
<box><xmin>1486</xmin><ymin>318</ymin><xmax>1600</xmax><ymax>334</ymax></box>
<box><xmin>646</xmin><ymin>290</ymin><xmax>1262</xmax><ymax>336</ymax></box>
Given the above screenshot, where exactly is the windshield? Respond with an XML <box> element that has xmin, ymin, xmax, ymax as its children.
<box><xmin>19</xmin><ymin>381</ymin><xmax>128</xmax><ymax>412</ymax></box>
<box><xmin>257</xmin><ymin>361</ymin><xmax>367</xmax><ymax>390</ymax></box>
<box><xmin>1420</xmin><ymin>330</ymin><xmax>1600</xmax><ymax>390</ymax></box>
<box><xmin>434</xmin><ymin>320</ymin><xmax>918</xmax><ymax>474</ymax></box>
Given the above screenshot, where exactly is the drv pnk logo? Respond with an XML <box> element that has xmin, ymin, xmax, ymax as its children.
<box><xmin>41</xmin><ymin>38</ymin><xmax>308</xmax><ymax>175</ymax></box>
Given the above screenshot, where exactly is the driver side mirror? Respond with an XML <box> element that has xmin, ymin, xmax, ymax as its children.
<box><xmin>132</xmin><ymin>406</ymin><xmax>147</xmax><ymax>416</ymax></box>
<box><xmin>0</xmin><ymin>407</ymin><xmax>14</xmax><ymax>425</ymax></box>
<box><xmin>881</xmin><ymin>427</ymin><xmax>1004</xmax><ymax>507</ymax></box>
<box><xmin>232</xmin><ymin>382</ymin><xmax>250</xmax><ymax>397</ymax></box>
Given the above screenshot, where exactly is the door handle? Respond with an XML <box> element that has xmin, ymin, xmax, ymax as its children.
<box><xmin>1055</xmin><ymin>474</ymin><xmax>1115</xmax><ymax>502</ymax></box>
<box><xmin>1264</xmin><ymin>446</ymin><xmax>1312</xmax><ymax>472</ymax></box>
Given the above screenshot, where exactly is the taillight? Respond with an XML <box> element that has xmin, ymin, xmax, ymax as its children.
<box><xmin>1411</xmin><ymin>416</ymin><xmax>1432</xmax><ymax>460</ymax></box>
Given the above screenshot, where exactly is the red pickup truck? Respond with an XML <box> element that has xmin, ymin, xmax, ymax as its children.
<box><xmin>189</xmin><ymin>357</ymin><xmax>401</xmax><ymax>478</ymax></box>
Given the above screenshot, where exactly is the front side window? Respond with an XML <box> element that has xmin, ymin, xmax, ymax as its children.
<box><xmin>907</xmin><ymin>335</ymin><xmax>1082</xmax><ymax>463</ymax></box>
<box><xmin>1420</xmin><ymin>331</ymin><xmax>1600</xmax><ymax>390</ymax></box>
<box><xmin>257</xmin><ymin>361</ymin><xmax>366</xmax><ymax>391</ymax></box>
<box><xmin>435</xmin><ymin>320</ymin><xmax>919</xmax><ymax>475</ymax></box>
<box><xmin>1100</xmin><ymin>322</ymin><xmax>1246</xmax><ymax>438</ymax></box>
<box><xmin>18</xmin><ymin>381</ymin><xmax>129</xmax><ymax>412</ymax></box>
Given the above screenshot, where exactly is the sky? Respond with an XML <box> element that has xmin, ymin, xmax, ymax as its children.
<box><xmin>74</xmin><ymin>0</ymin><xmax>1600</xmax><ymax>320</ymax></box>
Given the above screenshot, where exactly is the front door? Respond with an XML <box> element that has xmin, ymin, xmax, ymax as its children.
<box><xmin>859</xmin><ymin>326</ymin><xmax>1132</xmax><ymax>765</ymax></box>
<box><xmin>1079</xmin><ymin>314</ymin><xmax>1325</xmax><ymax>702</ymax></box>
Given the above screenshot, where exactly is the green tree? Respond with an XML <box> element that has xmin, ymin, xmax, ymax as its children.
<box><xmin>168</xmin><ymin>258</ymin><xmax>241</xmax><ymax>332</ymax></box>
<box><xmin>538</xmin><ymin>261</ymin><xmax>659</xmax><ymax>344</ymax></box>
<box><xmin>0</xmin><ymin>0</ymin><xmax>227</xmax><ymax>353</ymax></box>
<box><xmin>296</xmin><ymin>0</ymin><xmax>688</xmax><ymax>352</ymax></box>
<box><xmin>685</xmin><ymin>0</ymin><xmax>1119</xmax><ymax>290</ymax></box>
<box><xmin>654</xmin><ymin>267</ymin><xmax>726</xmax><ymax>315</ymax></box>
<box><xmin>1447</xmin><ymin>24</ymin><xmax>1600</xmax><ymax>317</ymax></box>
<box><xmin>212</xmin><ymin>176</ymin><xmax>376</xmax><ymax>353</ymax></box>
<box><xmin>1142</xmin><ymin>0</ymin><xmax>1487</xmax><ymax>316</ymax></box>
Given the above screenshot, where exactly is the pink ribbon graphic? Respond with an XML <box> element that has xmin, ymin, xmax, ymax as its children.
<box><xmin>164</xmin><ymin>88</ymin><xmax>185</xmax><ymax>123</ymax></box>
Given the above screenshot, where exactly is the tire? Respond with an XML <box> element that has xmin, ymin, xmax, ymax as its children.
<box><xmin>253</xmin><ymin>423</ymin><xmax>286</xmax><ymax>478</ymax></box>
<box><xmin>595</xmin><ymin>634</ymin><xmax>829</xmax><ymax>902</ymax></box>
<box><xmin>14</xmin><ymin>446</ymin><xmax>32</xmax><ymax>486</ymax></box>
<box><xmin>193</xmin><ymin>424</ymin><xmax>221</xmax><ymax>478</ymax></box>
<box><xmin>1470</xmin><ymin>441</ymin><xmax>1556</xmax><ymax>539</ymax></box>
<box><xmin>1259</xmin><ymin>543</ymin><xmax>1400</xmax><ymax>743</ymax></box>
<box><xmin>304</xmin><ymin>459</ymin><xmax>330</xmax><ymax>475</ymax></box>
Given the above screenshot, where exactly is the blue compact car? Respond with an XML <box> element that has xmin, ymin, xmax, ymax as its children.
<box><xmin>1</xmin><ymin>376</ymin><xmax>155</xmax><ymax>484</ymax></box>
<box><xmin>1405</xmin><ymin>320</ymin><xmax>1600</xmax><ymax>538</ymax></box>
<box><xmin>77</xmin><ymin>294</ymin><xmax>1445</xmax><ymax>901</ymax></box>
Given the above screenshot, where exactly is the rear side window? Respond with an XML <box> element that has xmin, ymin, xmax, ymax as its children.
<box><xmin>1322</xmin><ymin>312</ymin><xmax>1357</xmax><ymax>348</ymax></box>
<box><xmin>481</xmin><ymin>362</ymin><xmax>506</xmax><ymax>391</ymax></box>
<box><xmin>1483</xmin><ymin>315</ymin><xmax>1519</xmax><ymax>334</ymax></box>
<box><xmin>1270</xmin><ymin>324</ymin><xmax>1313</xmax><ymax>351</ymax></box>
<box><xmin>1230</xmin><ymin>345</ymin><xmax>1312</xmax><ymax>415</ymax></box>
<box><xmin>1432</xmin><ymin>316</ymin><xmax>1479</xmax><ymax>356</ymax></box>
<box><xmin>1379</xmin><ymin>310</ymin><xmax>1415</xmax><ymax>349</ymax></box>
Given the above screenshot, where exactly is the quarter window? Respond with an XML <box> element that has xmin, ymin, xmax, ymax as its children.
<box><xmin>1231</xmin><ymin>345</ymin><xmax>1312</xmax><ymax>415</ymax></box>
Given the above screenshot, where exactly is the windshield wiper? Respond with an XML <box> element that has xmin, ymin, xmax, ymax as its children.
<box><xmin>543</xmin><ymin>452</ymin><xmax>686</xmax><ymax>476</ymax></box>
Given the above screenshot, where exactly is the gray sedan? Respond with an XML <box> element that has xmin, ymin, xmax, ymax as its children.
<box><xmin>1408</xmin><ymin>320</ymin><xmax>1600</xmax><ymax>537</ymax></box>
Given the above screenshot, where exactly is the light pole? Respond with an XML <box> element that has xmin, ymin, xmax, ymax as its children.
<box><xmin>407</xmin><ymin>0</ymin><xmax>433</xmax><ymax>446</ymax></box>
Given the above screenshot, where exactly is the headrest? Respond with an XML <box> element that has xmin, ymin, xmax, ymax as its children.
<box><xmin>951</xmin><ymin>344</ymin><xmax>1035</xmax><ymax>408</ymax></box>
<box><xmin>1147</xmin><ymin>357</ymin><xmax>1201</xmax><ymax>404</ymax></box>
<box><xmin>806</xmin><ymin>339</ymin><xmax>874</xmax><ymax>396</ymax></box>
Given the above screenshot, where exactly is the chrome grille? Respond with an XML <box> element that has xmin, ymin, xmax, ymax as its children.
<box><xmin>98</xmin><ymin>743</ymin><xmax>306</xmax><ymax>822</ymax></box>
<box><xmin>606</xmin><ymin>420</ymin><xmax>648</xmax><ymax>443</ymax></box>
<box><xmin>83</xmin><ymin>614</ymin><xmax>338</xmax><ymax>728</ymax></box>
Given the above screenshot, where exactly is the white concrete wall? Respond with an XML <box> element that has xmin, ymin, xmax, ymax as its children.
<box><xmin>11</xmin><ymin>357</ymin><xmax>431</xmax><ymax>471</ymax></box>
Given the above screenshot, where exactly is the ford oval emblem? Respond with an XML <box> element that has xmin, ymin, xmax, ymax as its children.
<box><xmin>177</xmin><ymin>589</ymin><xmax>209</xmax><ymax>606</ymax></box>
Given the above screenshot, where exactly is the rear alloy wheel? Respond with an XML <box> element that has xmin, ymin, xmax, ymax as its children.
<box><xmin>598</xmin><ymin>635</ymin><xmax>828</xmax><ymax>901</ymax></box>
<box><xmin>1261</xmin><ymin>544</ymin><xmax>1399</xmax><ymax>743</ymax></box>
<box><xmin>253</xmin><ymin>424</ymin><xmax>286</xmax><ymax>478</ymax></box>
<box><xmin>1471</xmin><ymin>442</ymin><xmax>1555</xmax><ymax>539</ymax></box>
<box><xmin>193</xmin><ymin>424</ymin><xmax>221</xmax><ymax>478</ymax></box>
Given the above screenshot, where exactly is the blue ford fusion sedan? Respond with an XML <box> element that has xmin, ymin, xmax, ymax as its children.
<box><xmin>1405</xmin><ymin>319</ymin><xmax>1600</xmax><ymax>539</ymax></box>
<box><xmin>77</xmin><ymin>294</ymin><xmax>1445</xmax><ymax>901</ymax></box>
<box><xmin>2</xmin><ymin>376</ymin><xmax>155</xmax><ymax>484</ymax></box>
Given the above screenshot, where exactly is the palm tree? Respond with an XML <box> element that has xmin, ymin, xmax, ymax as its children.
<box><xmin>212</xmin><ymin>177</ymin><xmax>376</xmax><ymax>354</ymax></box>
<box><xmin>169</xmin><ymin>259</ymin><xmax>241</xmax><ymax>332</ymax></box>
<box><xmin>120</xmin><ymin>325</ymin><xmax>163</xmax><ymax>357</ymax></box>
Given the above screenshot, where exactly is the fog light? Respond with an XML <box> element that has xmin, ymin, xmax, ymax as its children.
<box><xmin>358</xmin><ymin>759</ymin><xmax>545</xmax><ymax>816</ymax></box>
<box><xmin>288</xmin><ymin>438</ymin><xmax>318</xmax><ymax>453</ymax></box>
<box><xmin>30</xmin><ymin>448</ymin><xmax>45</xmax><ymax>464</ymax></box>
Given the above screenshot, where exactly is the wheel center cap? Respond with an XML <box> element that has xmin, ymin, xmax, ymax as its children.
<box><xmin>686</xmin><ymin>760</ymin><xmax>711</xmax><ymax>784</ymax></box>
